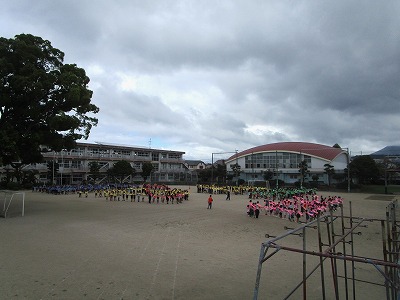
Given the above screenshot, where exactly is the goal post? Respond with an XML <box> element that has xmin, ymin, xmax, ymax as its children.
<box><xmin>0</xmin><ymin>190</ymin><xmax>25</xmax><ymax>218</ymax></box>
<box><xmin>248</xmin><ymin>180</ymin><xmax>270</xmax><ymax>189</ymax></box>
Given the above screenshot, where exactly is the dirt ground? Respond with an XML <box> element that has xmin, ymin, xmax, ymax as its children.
<box><xmin>0</xmin><ymin>187</ymin><xmax>398</xmax><ymax>300</ymax></box>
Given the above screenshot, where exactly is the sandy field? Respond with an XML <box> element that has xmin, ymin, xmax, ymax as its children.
<box><xmin>0</xmin><ymin>187</ymin><xmax>398</xmax><ymax>300</ymax></box>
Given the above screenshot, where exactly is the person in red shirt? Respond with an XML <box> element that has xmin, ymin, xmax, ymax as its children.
<box><xmin>207</xmin><ymin>195</ymin><xmax>213</xmax><ymax>209</ymax></box>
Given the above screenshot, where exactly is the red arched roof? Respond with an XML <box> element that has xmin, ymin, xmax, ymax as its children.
<box><xmin>227</xmin><ymin>142</ymin><xmax>345</xmax><ymax>162</ymax></box>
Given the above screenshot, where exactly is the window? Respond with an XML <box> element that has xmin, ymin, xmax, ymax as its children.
<box><xmin>71</xmin><ymin>161</ymin><xmax>82</xmax><ymax>168</ymax></box>
<box><xmin>137</xmin><ymin>151</ymin><xmax>149</xmax><ymax>157</ymax></box>
<box><xmin>304</xmin><ymin>155</ymin><xmax>311</xmax><ymax>166</ymax></box>
<box><xmin>152</xmin><ymin>153</ymin><xmax>159</xmax><ymax>161</ymax></box>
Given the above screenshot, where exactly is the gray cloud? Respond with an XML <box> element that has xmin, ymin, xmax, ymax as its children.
<box><xmin>1</xmin><ymin>0</ymin><xmax>399</xmax><ymax>161</ymax></box>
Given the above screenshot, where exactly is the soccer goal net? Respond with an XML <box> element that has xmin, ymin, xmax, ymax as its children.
<box><xmin>248</xmin><ymin>180</ymin><xmax>270</xmax><ymax>188</ymax></box>
<box><xmin>0</xmin><ymin>190</ymin><xmax>25</xmax><ymax>218</ymax></box>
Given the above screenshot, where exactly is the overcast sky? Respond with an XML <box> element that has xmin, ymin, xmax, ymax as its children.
<box><xmin>1</xmin><ymin>1</ymin><xmax>399</xmax><ymax>161</ymax></box>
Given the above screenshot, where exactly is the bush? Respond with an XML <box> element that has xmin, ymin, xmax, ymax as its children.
<box><xmin>22</xmin><ymin>183</ymin><xmax>33</xmax><ymax>190</ymax></box>
<box><xmin>309</xmin><ymin>181</ymin><xmax>319</xmax><ymax>188</ymax></box>
<box><xmin>335</xmin><ymin>181</ymin><xmax>360</xmax><ymax>190</ymax></box>
<box><xmin>294</xmin><ymin>181</ymin><xmax>310</xmax><ymax>188</ymax></box>
<box><xmin>0</xmin><ymin>181</ymin><xmax>7</xmax><ymax>189</ymax></box>
<box><xmin>6</xmin><ymin>182</ymin><xmax>22</xmax><ymax>190</ymax></box>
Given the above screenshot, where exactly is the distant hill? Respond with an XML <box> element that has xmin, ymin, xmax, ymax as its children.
<box><xmin>370</xmin><ymin>146</ymin><xmax>400</xmax><ymax>158</ymax></box>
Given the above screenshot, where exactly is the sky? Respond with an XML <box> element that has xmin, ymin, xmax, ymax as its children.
<box><xmin>1</xmin><ymin>1</ymin><xmax>399</xmax><ymax>162</ymax></box>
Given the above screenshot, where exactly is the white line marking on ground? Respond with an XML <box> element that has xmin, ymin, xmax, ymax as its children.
<box><xmin>42</xmin><ymin>257</ymin><xmax>92</xmax><ymax>300</ymax></box>
<box><xmin>147</xmin><ymin>227</ymin><xmax>171</xmax><ymax>298</ymax></box>
<box><xmin>172</xmin><ymin>230</ymin><xmax>182</xmax><ymax>300</ymax></box>
<box><xmin>140</xmin><ymin>229</ymin><xmax>155</xmax><ymax>259</ymax></box>
<box><xmin>96</xmin><ymin>229</ymin><xmax>157</xmax><ymax>300</ymax></box>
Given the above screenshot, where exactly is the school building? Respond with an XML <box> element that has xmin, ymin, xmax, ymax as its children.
<box><xmin>15</xmin><ymin>142</ymin><xmax>197</xmax><ymax>185</ymax></box>
<box><xmin>225</xmin><ymin>142</ymin><xmax>349</xmax><ymax>186</ymax></box>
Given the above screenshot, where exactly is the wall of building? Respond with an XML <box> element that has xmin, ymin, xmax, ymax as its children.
<box><xmin>226</xmin><ymin>150</ymin><xmax>348</xmax><ymax>186</ymax></box>
<box><xmin>1</xmin><ymin>142</ymin><xmax>197</xmax><ymax>185</ymax></box>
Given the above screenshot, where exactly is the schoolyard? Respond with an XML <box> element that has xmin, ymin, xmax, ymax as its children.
<box><xmin>0</xmin><ymin>187</ymin><xmax>398</xmax><ymax>299</ymax></box>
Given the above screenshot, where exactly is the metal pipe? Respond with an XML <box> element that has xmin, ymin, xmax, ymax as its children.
<box><xmin>265</xmin><ymin>244</ymin><xmax>400</xmax><ymax>268</ymax></box>
<box><xmin>386</xmin><ymin>208</ymin><xmax>395</xmax><ymax>300</ymax></box>
<box><xmin>349</xmin><ymin>201</ymin><xmax>356</xmax><ymax>300</ymax></box>
<box><xmin>390</xmin><ymin>200</ymin><xmax>399</xmax><ymax>299</ymax></box>
<box><xmin>253</xmin><ymin>244</ymin><xmax>267</xmax><ymax>300</ymax></box>
<box><xmin>283</xmin><ymin>257</ymin><xmax>329</xmax><ymax>300</ymax></box>
<box><xmin>302</xmin><ymin>226</ymin><xmax>307</xmax><ymax>300</ymax></box>
<box><xmin>324</xmin><ymin>218</ymin><xmax>366</xmax><ymax>254</ymax></box>
<box><xmin>262</xmin><ymin>218</ymin><xmax>319</xmax><ymax>246</ymax></box>
<box><xmin>317</xmin><ymin>216</ymin><xmax>327</xmax><ymax>300</ymax></box>
<box><xmin>329</xmin><ymin>209</ymin><xmax>339</xmax><ymax>300</ymax></box>
<box><xmin>340</xmin><ymin>204</ymin><xmax>349</xmax><ymax>300</ymax></box>
<box><xmin>382</xmin><ymin>219</ymin><xmax>390</xmax><ymax>300</ymax></box>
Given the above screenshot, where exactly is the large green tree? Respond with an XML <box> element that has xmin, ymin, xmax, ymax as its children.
<box><xmin>141</xmin><ymin>162</ymin><xmax>154</xmax><ymax>182</ymax></box>
<box><xmin>324</xmin><ymin>163</ymin><xmax>335</xmax><ymax>186</ymax></box>
<box><xmin>197</xmin><ymin>168</ymin><xmax>212</xmax><ymax>183</ymax></box>
<box><xmin>47</xmin><ymin>160</ymin><xmax>59</xmax><ymax>184</ymax></box>
<box><xmin>262</xmin><ymin>170</ymin><xmax>273</xmax><ymax>181</ymax></box>
<box><xmin>0</xmin><ymin>34</ymin><xmax>99</xmax><ymax>166</ymax></box>
<box><xmin>230</xmin><ymin>163</ymin><xmax>241</xmax><ymax>185</ymax></box>
<box><xmin>108</xmin><ymin>160</ymin><xmax>135</xmax><ymax>183</ymax></box>
<box><xmin>298</xmin><ymin>160</ymin><xmax>310</xmax><ymax>187</ymax></box>
<box><xmin>88</xmin><ymin>161</ymin><xmax>101</xmax><ymax>183</ymax></box>
<box><xmin>349</xmin><ymin>155</ymin><xmax>380</xmax><ymax>184</ymax></box>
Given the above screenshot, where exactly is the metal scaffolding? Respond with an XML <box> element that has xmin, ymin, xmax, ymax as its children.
<box><xmin>253</xmin><ymin>200</ymin><xmax>400</xmax><ymax>299</ymax></box>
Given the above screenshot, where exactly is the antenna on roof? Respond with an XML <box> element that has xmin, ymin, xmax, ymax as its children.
<box><xmin>149</xmin><ymin>138</ymin><xmax>152</xmax><ymax>149</ymax></box>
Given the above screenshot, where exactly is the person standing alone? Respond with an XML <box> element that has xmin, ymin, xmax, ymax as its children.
<box><xmin>207</xmin><ymin>195</ymin><xmax>213</xmax><ymax>209</ymax></box>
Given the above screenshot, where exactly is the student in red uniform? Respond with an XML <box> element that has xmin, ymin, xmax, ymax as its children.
<box><xmin>207</xmin><ymin>195</ymin><xmax>213</xmax><ymax>209</ymax></box>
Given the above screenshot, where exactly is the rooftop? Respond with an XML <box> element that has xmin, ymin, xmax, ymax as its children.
<box><xmin>227</xmin><ymin>142</ymin><xmax>346</xmax><ymax>162</ymax></box>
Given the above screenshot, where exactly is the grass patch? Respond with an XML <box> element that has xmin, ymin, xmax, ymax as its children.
<box><xmin>359</xmin><ymin>185</ymin><xmax>400</xmax><ymax>194</ymax></box>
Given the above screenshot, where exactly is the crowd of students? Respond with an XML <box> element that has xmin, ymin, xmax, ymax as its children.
<box><xmin>247</xmin><ymin>191</ymin><xmax>343</xmax><ymax>223</ymax></box>
<box><xmin>34</xmin><ymin>182</ymin><xmax>343</xmax><ymax>219</ymax></box>
<box><xmin>196</xmin><ymin>184</ymin><xmax>247</xmax><ymax>195</ymax></box>
<box><xmin>196</xmin><ymin>184</ymin><xmax>343</xmax><ymax>222</ymax></box>
<box><xmin>33</xmin><ymin>183</ymin><xmax>190</xmax><ymax>204</ymax></box>
<box><xmin>100</xmin><ymin>184</ymin><xmax>189</xmax><ymax>204</ymax></box>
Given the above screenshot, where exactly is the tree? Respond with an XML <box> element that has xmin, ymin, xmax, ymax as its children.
<box><xmin>141</xmin><ymin>162</ymin><xmax>154</xmax><ymax>182</ymax></box>
<box><xmin>214</xmin><ymin>164</ymin><xmax>227</xmax><ymax>184</ymax></box>
<box><xmin>332</xmin><ymin>143</ymin><xmax>341</xmax><ymax>149</ymax></box>
<box><xmin>230</xmin><ymin>163</ymin><xmax>241</xmax><ymax>185</ymax></box>
<box><xmin>312</xmin><ymin>174</ymin><xmax>319</xmax><ymax>182</ymax></box>
<box><xmin>22</xmin><ymin>169</ymin><xmax>39</xmax><ymax>185</ymax></box>
<box><xmin>349</xmin><ymin>155</ymin><xmax>380</xmax><ymax>184</ymax></box>
<box><xmin>376</xmin><ymin>157</ymin><xmax>400</xmax><ymax>185</ymax></box>
<box><xmin>263</xmin><ymin>170</ymin><xmax>274</xmax><ymax>181</ymax></box>
<box><xmin>324</xmin><ymin>163</ymin><xmax>335</xmax><ymax>186</ymax></box>
<box><xmin>310</xmin><ymin>174</ymin><xmax>320</xmax><ymax>188</ymax></box>
<box><xmin>108</xmin><ymin>160</ymin><xmax>135</xmax><ymax>183</ymax></box>
<box><xmin>0</xmin><ymin>34</ymin><xmax>99</xmax><ymax>166</ymax></box>
<box><xmin>88</xmin><ymin>161</ymin><xmax>101</xmax><ymax>183</ymax></box>
<box><xmin>197</xmin><ymin>168</ymin><xmax>212</xmax><ymax>183</ymax></box>
<box><xmin>298</xmin><ymin>160</ymin><xmax>310</xmax><ymax>187</ymax></box>
<box><xmin>47</xmin><ymin>161</ymin><xmax>59</xmax><ymax>184</ymax></box>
